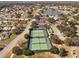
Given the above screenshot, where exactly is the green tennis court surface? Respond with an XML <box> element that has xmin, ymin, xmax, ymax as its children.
<box><xmin>31</xmin><ymin>30</ymin><xmax>45</xmax><ymax>37</ymax></box>
<box><xmin>32</xmin><ymin>38</ymin><xmax>46</xmax><ymax>43</ymax></box>
<box><xmin>29</xmin><ymin>28</ymin><xmax>52</xmax><ymax>51</ymax></box>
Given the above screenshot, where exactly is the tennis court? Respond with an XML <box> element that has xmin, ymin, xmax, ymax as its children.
<box><xmin>31</xmin><ymin>30</ymin><xmax>45</xmax><ymax>37</ymax></box>
<box><xmin>29</xmin><ymin>28</ymin><xmax>52</xmax><ymax>52</ymax></box>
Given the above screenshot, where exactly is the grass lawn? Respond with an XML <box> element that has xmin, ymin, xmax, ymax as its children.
<box><xmin>0</xmin><ymin>45</ymin><xmax>4</xmax><ymax>48</ymax></box>
<box><xmin>0</xmin><ymin>45</ymin><xmax>5</xmax><ymax>51</ymax></box>
<box><xmin>0</xmin><ymin>32</ymin><xmax>4</xmax><ymax>34</ymax></box>
<box><xmin>0</xmin><ymin>34</ymin><xmax>16</xmax><ymax>42</ymax></box>
<box><xmin>0</xmin><ymin>34</ymin><xmax>16</xmax><ymax>57</ymax></box>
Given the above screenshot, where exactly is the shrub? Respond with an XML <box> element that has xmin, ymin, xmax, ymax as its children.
<box><xmin>64</xmin><ymin>37</ymin><xmax>79</xmax><ymax>46</ymax></box>
<box><xmin>59</xmin><ymin>48</ymin><xmax>68</xmax><ymax>57</ymax></box>
<box><xmin>50</xmin><ymin>46</ymin><xmax>59</xmax><ymax>54</ymax></box>
<box><xmin>24</xmin><ymin>34</ymin><xmax>29</xmax><ymax>39</ymax></box>
<box><xmin>12</xmin><ymin>46</ymin><xmax>23</xmax><ymax>55</ymax></box>
<box><xmin>0</xmin><ymin>48</ymin><xmax>3</xmax><ymax>51</ymax></box>
<box><xmin>12</xmin><ymin>28</ymin><xmax>22</xmax><ymax>35</ymax></box>
<box><xmin>23</xmin><ymin>49</ymin><xmax>34</xmax><ymax>56</ymax></box>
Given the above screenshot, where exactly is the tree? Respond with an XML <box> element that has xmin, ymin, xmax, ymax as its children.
<box><xmin>64</xmin><ymin>38</ymin><xmax>72</xmax><ymax>46</ymax></box>
<box><xmin>50</xmin><ymin>46</ymin><xmax>59</xmax><ymax>54</ymax></box>
<box><xmin>50</xmin><ymin>34</ymin><xmax>64</xmax><ymax>44</ymax></box>
<box><xmin>31</xmin><ymin>21</ymin><xmax>38</xmax><ymax>28</ymax></box>
<box><xmin>24</xmin><ymin>34</ymin><xmax>29</xmax><ymax>39</ymax></box>
<box><xmin>12</xmin><ymin>46</ymin><xmax>23</xmax><ymax>55</ymax></box>
<box><xmin>57</xmin><ymin>24</ymin><xmax>65</xmax><ymax>32</ymax></box>
<box><xmin>73</xmin><ymin>14</ymin><xmax>79</xmax><ymax>20</ymax></box>
<box><xmin>63</xmin><ymin>26</ymin><xmax>76</xmax><ymax>37</ymax></box>
<box><xmin>59</xmin><ymin>48</ymin><xmax>68</xmax><ymax>57</ymax></box>
<box><xmin>0</xmin><ymin>48</ymin><xmax>3</xmax><ymax>51</ymax></box>
<box><xmin>12</xmin><ymin>26</ymin><xmax>24</xmax><ymax>35</ymax></box>
<box><xmin>64</xmin><ymin>37</ymin><xmax>79</xmax><ymax>46</ymax></box>
<box><xmin>47</xmin><ymin>18</ymin><xmax>55</xmax><ymax>24</ymax></box>
<box><xmin>72</xmin><ymin>8</ymin><xmax>78</xmax><ymax>14</ymax></box>
<box><xmin>16</xmin><ymin>13</ymin><xmax>21</xmax><ymax>18</ymax></box>
<box><xmin>27</xmin><ymin>11</ymin><xmax>33</xmax><ymax>18</ymax></box>
<box><xmin>23</xmin><ymin>49</ymin><xmax>34</xmax><ymax>56</ymax></box>
<box><xmin>68</xmin><ymin>21</ymin><xmax>76</xmax><ymax>26</ymax></box>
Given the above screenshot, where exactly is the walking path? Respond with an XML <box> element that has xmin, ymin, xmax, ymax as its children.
<box><xmin>50</xmin><ymin>24</ymin><xmax>65</xmax><ymax>40</ymax></box>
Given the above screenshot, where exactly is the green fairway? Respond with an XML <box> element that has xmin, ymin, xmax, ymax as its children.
<box><xmin>29</xmin><ymin>28</ymin><xmax>52</xmax><ymax>51</ymax></box>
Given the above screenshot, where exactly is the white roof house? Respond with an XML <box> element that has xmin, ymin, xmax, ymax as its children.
<box><xmin>3</xmin><ymin>21</ymin><xmax>8</xmax><ymax>23</ymax></box>
<box><xmin>11</xmin><ymin>26</ymin><xmax>16</xmax><ymax>30</ymax></box>
<box><xmin>3</xmin><ymin>27</ymin><xmax>11</xmax><ymax>31</ymax></box>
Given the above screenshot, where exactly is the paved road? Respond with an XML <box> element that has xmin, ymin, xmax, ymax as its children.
<box><xmin>50</xmin><ymin>24</ymin><xmax>65</xmax><ymax>40</ymax></box>
<box><xmin>0</xmin><ymin>42</ymin><xmax>9</xmax><ymax>46</ymax></box>
<box><xmin>0</xmin><ymin>19</ymin><xmax>35</xmax><ymax>58</ymax></box>
<box><xmin>46</xmin><ymin>20</ymin><xmax>65</xmax><ymax>41</ymax></box>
